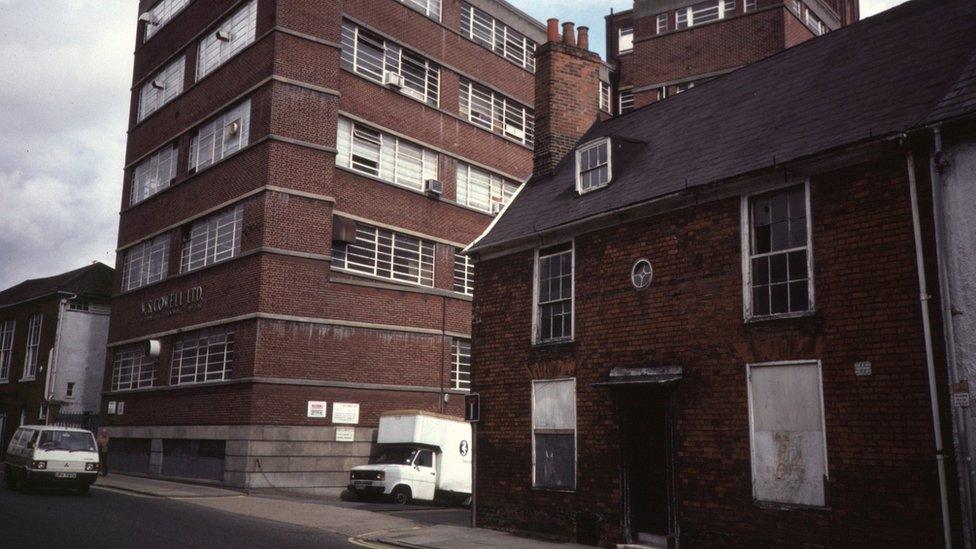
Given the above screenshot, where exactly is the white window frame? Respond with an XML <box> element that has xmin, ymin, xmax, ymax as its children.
<box><xmin>188</xmin><ymin>99</ymin><xmax>251</xmax><ymax>174</ymax></box>
<box><xmin>618</xmin><ymin>26</ymin><xmax>634</xmax><ymax>53</ymax></box>
<box><xmin>180</xmin><ymin>205</ymin><xmax>244</xmax><ymax>273</ymax></box>
<box><xmin>399</xmin><ymin>0</ymin><xmax>441</xmax><ymax>21</ymax></box>
<box><xmin>676</xmin><ymin>0</ymin><xmax>735</xmax><ymax>29</ymax></box>
<box><xmin>122</xmin><ymin>234</ymin><xmax>170</xmax><ymax>292</ymax></box>
<box><xmin>170</xmin><ymin>328</ymin><xmax>235</xmax><ymax>386</ymax></box>
<box><xmin>618</xmin><ymin>90</ymin><xmax>634</xmax><ymax>114</ymax></box>
<box><xmin>336</xmin><ymin>118</ymin><xmax>438</xmax><ymax>192</ymax></box>
<box><xmin>450</xmin><ymin>338</ymin><xmax>471</xmax><ymax>391</ymax></box>
<box><xmin>196</xmin><ymin>0</ymin><xmax>258</xmax><ymax>79</ymax></box>
<box><xmin>453</xmin><ymin>249</ymin><xmax>474</xmax><ymax>295</ymax></box>
<box><xmin>112</xmin><ymin>344</ymin><xmax>158</xmax><ymax>391</ymax></box>
<box><xmin>142</xmin><ymin>0</ymin><xmax>191</xmax><ymax>43</ymax></box>
<box><xmin>805</xmin><ymin>9</ymin><xmax>825</xmax><ymax>35</ymax></box>
<box><xmin>65</xmin><ymin>382</ymin><xmax>75</xmax><ymax>399</ymax></box>
<box><xmin>575</xmin><ymin>138</ymin><xmax>612</xmax><ymax>194</ymax></box>
<box><xmin>341</xmin><ymin>22</ymin><xmax>441</xmax><ymax>107</ymax></box>
<box><xmin>460</xmin><ymin>2</ymin><xmax>536</xmax><ymax>72</ymax></box>
<box><xmin>455</xmin><ymin>162</ymin><xmax>517</xmax><ymax>214</ymax></box>
<box><xmin>131</xmin><ymin>143</ymin><xmax>178</xmax><ymax>205</ymax></box>
<box><xmin>459</xmin><ymin>78</ymin><xmax>534</xmax><ymax>146</ymax></box>
<box><xmin>656</xmin><ymin>13</ymin><xmax>668</xmax><ymax>34</ymax></box>
<box><xmin>740</xmin><ymin>181</ymin><xmax>815</xmax><ymax>321</ymax></box>
<box><xmin>22</xmin><ymin>313</ymin><xmax>42</xmax><ymax>381</ymax></box>
<box><xmin>0</xmin><ymin>320</ymin><xmax>14</xmax><ymax>382</ymax></box>
<box><xmin>745</xmin><ymin>0</ymin><xmax>757</xmax><ymax>12</ymax></box>
<box><xmin>138</xmin><ymin>56</ymin><xmax>185</xmax><ymax>122</ymax></box>
<box><xmin>332</xmin><ymin>222</ymin><xmax>436</xmax><ymax>288</ymax></box>
<box><xmin>531</xmin><ymin>378</ymin><xmax>577</xmax><ymax>491</ymax></box>
<box><xmin>38</xmin><ymin>403</ymin><xmax>47</xmax><ymax>422</ymax></box>
<box><xmin>532</xmin><ymin>241</ymin><xmax>575</xmax><ymax>344</ymax></box>
<box><xmin>746</xmin><ymin>359</ymin><xmax>828</xmax><ymax>506</ymax></box>
<box><xmin>599</xmin><ymin>81</ymin><xmax>611</xmax><ymax>113</ymax></box>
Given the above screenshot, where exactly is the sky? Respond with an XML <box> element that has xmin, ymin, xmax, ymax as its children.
<box><xmin>0</xmin><ymin>0</ymin><xmax>909</xmax><ymax>289</ymax></box>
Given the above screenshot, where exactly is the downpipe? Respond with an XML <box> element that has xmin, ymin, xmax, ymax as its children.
<box><xmin>906</xmin><ymin>152</ymin><xmax>953</xmax><ymax>548</ymax></box>
<box><xmin>929</xmin><ymin>125</ymin><xmax>975</xmax><ymax>549</ymax></box>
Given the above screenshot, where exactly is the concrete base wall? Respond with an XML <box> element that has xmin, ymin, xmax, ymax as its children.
<box><xmin>106</xmin><ymin>425</ymin><xmax>378</xmax><ymax>496</ymax></box>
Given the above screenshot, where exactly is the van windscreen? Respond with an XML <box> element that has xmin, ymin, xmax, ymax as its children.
<box><xmin>373</xmin><ymin>447</ymin><xmax>418</xmax><ymax>465</ymax></box>
<box><xmin>37</xmin><ymin>430</ymin><xmax>97</xmax><ymax>452</ymax></box>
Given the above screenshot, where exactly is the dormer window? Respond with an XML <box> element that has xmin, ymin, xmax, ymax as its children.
<box><xmin>576</xmin><ymin>138</ymin><xmax>612</xmax><ymax>194</ymax></box>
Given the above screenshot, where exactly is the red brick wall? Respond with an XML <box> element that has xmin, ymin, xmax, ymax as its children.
<box><xmin>470</xmin><ymin>155</ymin><xmax>957</xmax><ymax>545</ymax></box>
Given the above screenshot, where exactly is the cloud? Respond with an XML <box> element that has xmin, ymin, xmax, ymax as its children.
<box><xmin>0</xmin><ymin>1</ymin><xmax>135</xmax><ymax>288</ymax></box>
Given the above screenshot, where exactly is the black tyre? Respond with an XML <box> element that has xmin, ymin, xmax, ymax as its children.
<box><xmin>391</xmin><ymin>485</ymin><xmax>412</xmax><ymax>505</ymax></box>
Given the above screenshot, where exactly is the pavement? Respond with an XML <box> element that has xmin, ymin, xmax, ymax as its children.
<box><xmin>91</xmin><ymin>473</ymin><xmax>590</xmax><ymax>549</ymax></box>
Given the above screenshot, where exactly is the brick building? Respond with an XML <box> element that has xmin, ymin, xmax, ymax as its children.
<box><xmin>604</xmin><ymin>0</ymin><xmax>858</xmax><ymax>115</ymax></box>
<box><xmin>467</xmin><ymin>0</ymin><xmax>976</xmax><ymax>546</ymax></box>
<box><xmin>103</xmin><ymin>0</ymin><xmax>543</xmax><ymax>491</ymax></box>
<box><xmin>0</xmin><ymin>263</ymin><xmax>113</xmax><ymax>455</ymax></box>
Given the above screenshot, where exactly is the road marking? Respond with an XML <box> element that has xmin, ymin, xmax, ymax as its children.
<box><xmin>347</xmin><ymin>537</ymin><xmax>395</xmax><ymax>548</ymax></box>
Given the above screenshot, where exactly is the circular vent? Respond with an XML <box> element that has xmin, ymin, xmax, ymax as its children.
<box><xmin>631</xmin><ymin>259</ymin><xmax>653</xmax><ymax>290</ymax></box>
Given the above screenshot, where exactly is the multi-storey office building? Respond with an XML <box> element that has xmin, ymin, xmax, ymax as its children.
<box><xmin>0</xmin><ymin>263</ymin><xmax>113</xmax><ymax>455</ymax></box>
<box><xmin>468</xmin><ymin>0</ymin><xmax>975</xmax><ymax>546</ymax></box>
<box><xmin>605</xmin><ymin>0</ymin><xmax>858</xmax><ymax>114</ymax></box>
<box><xmin>103</xmin><ymin>0</ymin><xmax>543</xmax><ymax>491</ymax></box>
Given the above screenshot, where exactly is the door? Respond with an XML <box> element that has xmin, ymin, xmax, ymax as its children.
<box><xmin>620</xmin><ymin>399</ymin><xmax>674</xmax><ymax>543</ymax></box>
<box><xmin>413</xmin><ymin>449</ymin><xmax>437</xmax><ymax>500</ymax></box>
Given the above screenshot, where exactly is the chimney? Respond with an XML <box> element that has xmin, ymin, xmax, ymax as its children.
<box><xmin>532</xmin><ymin>19</ymin><xmax>603</xmax><ymax>180</ymax></box>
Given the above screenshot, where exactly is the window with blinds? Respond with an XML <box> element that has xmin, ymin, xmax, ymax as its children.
<box><xmin>455</xmin><ymin>162</ymin><xmax>517</xmax><ymax>214</ymax></box>
<box><xmin>459</xmin><ymin>78</ymin><xmax>534</xmax><ymax>145</ymax></box>
<box><xmin>333</xmin><ymin>222</ymin><xmax>436</xmax><ymax>287</ymax></box>
<box><xmin>131</xmin><ymin>143</ymin><xmax>178</xmax><ymax>205</ymax></box>
<box><xmin>180</xmin><ymin>206</ymin><xmax>243</xmax><ymax>273</ymax></box>
<box><xmin>340</xmin><ymin>22</ymin><xmax>440</xmax><ymax>107</ymax></box>
<box><xmin>460</xmin><ymin>3</ymin><xmax>536</xmax><ymax>71</ymax></box>
<box><xmin>138</xmin><ymin>56</ymin><xmax>185</xmax><ymax>122</ymax></box>
<box><xmin>336</xmin><ymin>118</ymin><xmax>438</xmax><ymax>192</ymax></box>
<box><xmin>122</xmin><ymin>234</ymin><xmax>170</xmax><ymax>292</ymax></box>
<box><xmin>142</xmin><ymin>0</ymin><xmax>190</xmax><ymax>43</ymax></box>
<box><xmin>171</xmin><ymin>328</ymin><xmax>235</xmax><ymax>385</ymax></box>
<box><xmin>196</xmin><ymin>0</ymin><xmax>257</xmax><ymax>79</ymax></box>
<box><xmin>453</xmin><ymin>249</ymin><xmax>474</xmax><ymax>295</ymax></box>
<box><xmin>189</xmin><ymin>99</ymin><xmax>251</xmax><ymax>173</ymax></box>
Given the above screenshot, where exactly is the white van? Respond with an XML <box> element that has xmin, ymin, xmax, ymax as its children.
<box><xmin>3</xmin><ymin>425</ymin><xmax>100</xmax><ymax>494</ymax></box>
<box><xmin>349</xmin><ymin>410</ymin><xmax>471</xmax><ymax>505</ymax></box>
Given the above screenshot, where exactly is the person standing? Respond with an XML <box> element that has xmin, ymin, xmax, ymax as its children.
<box><xmin>96</xmin><ymin>428</ymin><xmax>110</xmax><ymax>476</ymax></box>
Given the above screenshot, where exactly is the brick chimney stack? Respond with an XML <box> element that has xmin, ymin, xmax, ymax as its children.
<box><xmin>533</xmin><ymin>18</ymin><xmax>603</xmax><ymax>180</ymax></box>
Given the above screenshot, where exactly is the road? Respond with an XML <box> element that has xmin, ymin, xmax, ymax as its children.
<box><xmin>0</xmin><ymin>481</ymin><xmax>362</xmax><ymax>549</ymax></box>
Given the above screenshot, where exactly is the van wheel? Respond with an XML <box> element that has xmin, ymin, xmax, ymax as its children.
<box><xmin>391</xmin><ymin>486</ymin><xmax>412</xmax><ymax>505</ymax></box>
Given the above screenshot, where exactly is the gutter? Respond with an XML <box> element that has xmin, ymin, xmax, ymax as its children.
<box><xmin>906</xmin><ymin>151</ymin><xmax>953</xmax><ymax>548</ymax></box>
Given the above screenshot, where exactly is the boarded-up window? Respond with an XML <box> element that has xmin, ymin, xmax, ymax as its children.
<box><xmin>747</xmin><ymin>361</ymin><xmax>827</xmax><ymax>506</ymax></box>
<box><xmin>532</xmin><ymin>378</ymin><xmax>576</xmax><ymax>490</ymax></box>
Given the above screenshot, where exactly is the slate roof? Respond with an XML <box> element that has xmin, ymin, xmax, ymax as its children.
<box><xmin>471</xmin><ymin>0</ymin><xmax>976</xmax><ymax>252</ymax></box>
<box><xmin>0</xmin><ymin>263</ymin><xmax>114</xmax><ymax>308</ymax></box>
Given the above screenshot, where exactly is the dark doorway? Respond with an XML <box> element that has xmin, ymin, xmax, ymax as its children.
<box><xmin>618</xmin><ymin>392</ymin><xmax>675</xmax><ymax>545</ymax></box>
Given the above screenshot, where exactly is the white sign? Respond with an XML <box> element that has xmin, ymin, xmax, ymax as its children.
<box><xmin>332</xmin><ymin>402</ymin><xmax>360</xmax><ymax>424</ymax></box>
<box><xmin>336</xmin><ymin>426</ymin><xmax>355</xmax><ymax>442</ymax></box>
<box><xmin>307</xmin><ymin>401</ymin><xmax>328</xmax><ymax>418</ymax></box>
<box><xmin>107</xmin><ymin>401</ymin><xmax>117</xmax><ymax>415</ymax></box>
<box><xmin>952</xmin><ymin>392</ymin><xmax>971</xmax><ymax>408</ymax></box>
<box><xmin>854</xmin><ymin>361</ymin><xmax>872</xmax><ymax>377</ymax></box>
<box><xmin>116</xmin><ymin>402</ymin><xmax>125</xmax><ymax>415</ymax></box>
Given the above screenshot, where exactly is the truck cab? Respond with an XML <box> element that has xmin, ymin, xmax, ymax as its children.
<box><xmin>349</xmin><ymin>410</ymin><xmax>471</xmax><ymax>504</ymax></box>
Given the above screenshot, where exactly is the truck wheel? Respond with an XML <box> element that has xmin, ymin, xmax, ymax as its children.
<box><xmin>391</xmin><ymin>486</ymin><xmax>412</xmax><ymax>505</ymax></box>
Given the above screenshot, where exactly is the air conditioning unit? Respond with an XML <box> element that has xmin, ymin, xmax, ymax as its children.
<box><xmin>138</xmin><ymin>12</ymin><xmax>159</xmax><ymax>24</ymax></box>
<box><xmin>384</xmin><ymin>72</ymin><xmax>405</xmax><ymax>89</ymax></box>
<box><xmin>332</xmin><ymin>217</ymin><xmax>359</xmax><ymax>244</ymax></box>
<box><xmin>491</xmin><ymin>202</ymin><xmax>505</xmax><ymax>215</ymax></box>
<box><xmin>505</xmin><ymin>125</ymin><xmax>525</xmax><ymax>140</ymax></box>
<box><xmin>215</xmin><ymin>30</ymin><xmax>232</xmax><ymax>41</ymax></box>
<box><xmin>424</xmin><ymin>179</ymin><xmax>443</xmax><ymax>197</ymax></box>
<box><xmin>151</xmin><ymin>79</ymin><xmax>166</xmax><ymax>90</ymax></box>
<box><xmin>223</xmin><ymin>119</ymin><xmax>241</xmax><ymax>139</ymax></box>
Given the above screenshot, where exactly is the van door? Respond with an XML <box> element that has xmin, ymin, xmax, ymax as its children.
<box><xmin>413</xmin><ymin>449</ymin><xmax>437</xmax><ymax>500</ymax></box>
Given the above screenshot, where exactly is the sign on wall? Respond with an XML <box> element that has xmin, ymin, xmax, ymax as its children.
<box><xmin>335</xmin><ymin>426</ymin><xmax>355</xmax><ymax>442</ymax></box>
<box><xmin>332</xmin><ymin>403</ymin><xmax>360</xmax><ymax>424</ymax></box>
<box><xmin>307</xmin><ymin>401</ymin><xmax>328</xmax><ymax>418</ymax></box>
<box><xmin>140</xmin><ymin>286</ymin><xmax>204</xmax><ymax>319</ymax></box>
